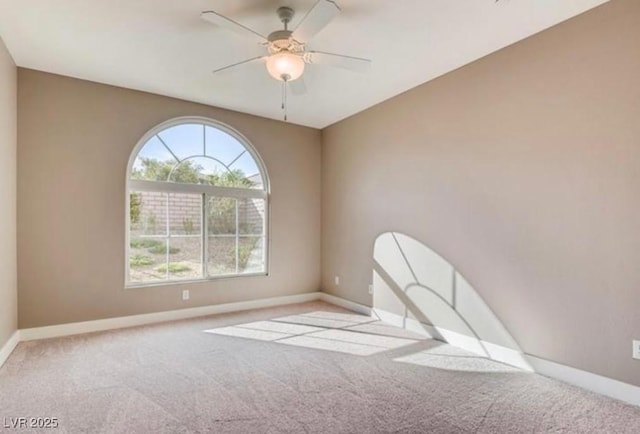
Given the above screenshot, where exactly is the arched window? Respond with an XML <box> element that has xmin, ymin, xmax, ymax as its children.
<box><xmin>126</xmin><ymin>117</ymin><xmax>269</xmax><ymax>286</ymax></box>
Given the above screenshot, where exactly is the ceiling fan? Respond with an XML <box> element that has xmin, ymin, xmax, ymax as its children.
<box><xmin>201</xmin><ymin>0</ymin><xmax>371</xmax><ymax>120</ymax></box>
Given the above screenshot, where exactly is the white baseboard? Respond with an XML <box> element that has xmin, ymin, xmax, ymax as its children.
<box><xmin>0</xmin><ymin>331</ymin><xmax>20</xmax><ymax>369</ymax></box>
<box><xmin>372</xmin><ymin>308</ymin><xmax>533</xmax><ymax>372</ymax></box>
<box><xmin>365</xmin><ymin>305</ymin><xmax>639</xmax><ymax>407</ymax></box>
<box><xmin>527</xmin><ymin>355</ymin><xmax>640</xmax><ymax>407</ymax></box>
<box><xmin>319</xmin><ymin>293</ymin><xmax>372</xmax><ymax>316</ymax></box>
<box><xmin>9</xmin><ymin>291</ymin><xmax>640</xmax><ymax>407</ymax></box>
<box><xmin>20</xmin><ymin>292</ymin><xmax>322</xmax><ymax>341</ymax></box>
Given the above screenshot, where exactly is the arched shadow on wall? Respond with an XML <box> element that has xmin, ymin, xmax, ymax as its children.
<box><xmin>373</xmin><ymin>232</ymin><xmax>532</xmax><ymax>371</ymax></box>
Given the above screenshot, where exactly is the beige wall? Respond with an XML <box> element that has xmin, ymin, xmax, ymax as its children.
<box><xmin>18</xmin><ymin>69</ymin><xmax>322</xmax><ymax>328</ymax></box>
<box><xmin>0</xmin><ymin>37</ymin><xmax>17</xmax><ymax>348</ymax></box>
<box><xmin>12</xmin><ymin>0</ymin><xmax>640</xmax><ymax>387</ymax></box>
<box><xmin>322</xmin><ymin>0</ymin><xmax>640</xmax><ymax>386</ymax></box>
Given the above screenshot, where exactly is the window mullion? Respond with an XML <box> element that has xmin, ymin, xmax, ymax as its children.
<box><xmin>165</xmin><ymin>193</ymin><xmax>170</xmax><ymax>280</ymax></box>
<box><xmin>235</xmin><ymin>199</ymin><xmax>239</xmax><ymax>274</ymax></box>
<box><xmin>129</xmin><ymin>180</ymin><xmax>267</xmax><ymax>200</ymax></box>
<box><xmin>202</xmin><ymin>194</ymin><xmax>208</xmax><ymax>279</ymax></box>
<box><xmin>156</xmin><ymin>134</ymin><xmax>180</xmax><ymax>163</ymax></box>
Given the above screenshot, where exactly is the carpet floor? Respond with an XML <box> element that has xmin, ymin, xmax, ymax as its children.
<box><xmin>1</xmin><ymin>301</ymin><xmax>639</xmax><ymax>433</ymax></box>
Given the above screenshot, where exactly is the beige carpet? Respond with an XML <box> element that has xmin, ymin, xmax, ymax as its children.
<box><xmin>1</xmin><ymin>301</ymin><xmax>639</xmax><ymax>433</ymax></box>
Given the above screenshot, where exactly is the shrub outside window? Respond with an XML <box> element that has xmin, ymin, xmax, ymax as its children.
<box><xmin>126</xmin><ymin>117</ymin><xmax>269</xmax><ymax>286</ymax></box>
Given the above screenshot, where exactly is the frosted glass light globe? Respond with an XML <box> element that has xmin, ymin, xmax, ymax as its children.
<box><xmin>266</xmin><ymin>51</ymin><xmax>305</xmax><ymax>82</ymax></box>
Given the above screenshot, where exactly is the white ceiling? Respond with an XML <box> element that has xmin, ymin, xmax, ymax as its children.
<box><xmin>0</xmin><ymin>0</ymin><xmax>608</xmax><ymax>128</ymax></box>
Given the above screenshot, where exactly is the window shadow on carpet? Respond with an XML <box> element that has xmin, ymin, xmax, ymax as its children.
<box><xmin>205</xmin><ymin>310</ymin><xmax>418</xmax><ymax>356</ymax></box>
<box><xmin>203</xmin><ymin>310</ymin><xmax>521</xmax><ymax>373</ymax></box>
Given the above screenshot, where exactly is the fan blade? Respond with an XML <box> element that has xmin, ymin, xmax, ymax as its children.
<box><xmin>213</xmin><ymin>56</ymin><xmax>265</xmax><ymax>74</ymax></box>
<box><xmin>304</xmin><ymin>51</ymin><xmax>371</xmax><ymax>73</ymax></box>
<box><xmin>292</xmin><ymin>0</ymin><xmax>340</xmax><ymax>43</ymax></box>
<box><xmin>289</xmin><ymin>77</ymin><xmax>307</xmax><ymax>96</ymax></box>
<box><xmin>201</xmin><ymin>11</ymin><xmax>268</xmax><ymax>44</ymax></box>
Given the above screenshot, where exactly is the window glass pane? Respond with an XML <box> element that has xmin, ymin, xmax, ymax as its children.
<box><xmin>205</xmin><ymin>126</ymin><xmax>245</xmax><ymax>164</ymax></box>
<box><xmin>129</xmin><ymin>244</ymin><xmax>167</xmax><ymax>283</ymax></box>
<box><xmin>132</xmin><ymin>136</ymin><xmax>178</xmax><ymax>181</ymax></box>
<box><xmin>132</xmin><ymin>157</ymin><xmax>179</xmax><ymax>182</ymax></box>
<box><xmin>223</xmin><ymin>169</ymin><xmax>258</xmax><ymax>189</ymax></box>
<box><xmin>168</xmin><ymin>193</ymin><xmax>202</xmax><ymax>235</ymax></box>
<box><xmin>130</xmin><ymin>191</ymin><xmax>167</xmax><ymax>236</ymax></box>
<box><xmin>229</xmin><ymin>152</ymin><xmax>262</xmax><ymax>189</ymax></box>
<box><xmin>169</xmin><ymin>157</ymin><xmax>231</xmax><ymax>186</ymax></box>
<box><xmin>166</xmin><ymin>236</ymin><xmax>201</xmax><ymax>280</ymax></box>
<box><xmin>208</xmin><ymin>237</ymin><xmax>237</xmax><ymax>276</ymax></box>
<box><xmin>136</xmin><ymin>136</ymin><xmax>175</xmax><ymax>162</ymax></box>
<box><xmin>239</xmin><ymin>236</ymin><xmax>265</xmax><ymax>274</ymax></box>
<box><xmin>208</xmin><ymin>197</ymin><xmax>236</xmax><ymax>235</ymax></box>
<box><xmin>238</xmin><ymin>198</ymin><xmax>265</xmax><ymax>235</ymax></box>
<box><xmin>129</xmin><ymin>191</ymin><xmax>168</xmax><ymax>283</ymax></box>
<box><xmin>166</xmin><ymin>193</ymin><xmax>203</xmax><ymax>280</ymax></box>
<box><xmin>208</xmin><ymin>196</ymin><xmax>236</xmax><ymax>276</ymax></box>
<box><xmin>158</xmin><ymin>123</ymin><xmax>204</xmax><ymax>161</ymax></box>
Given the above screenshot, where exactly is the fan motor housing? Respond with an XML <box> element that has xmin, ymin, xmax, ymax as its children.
<box><xmin>267</xmin><ymin>29</ymin><xmax>303</xmax><ymax>53</ymax></box>
<box><xmin>268</xmin><ymin>30</ymin><xmax>293</xmax><ymax>45</ymax></box>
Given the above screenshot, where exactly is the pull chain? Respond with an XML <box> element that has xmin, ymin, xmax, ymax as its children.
<box><xmin>281</xmin><ymin>75</ymin><xmax>289</xmax><ymax>122</ymax></box>
<box><xmin>284</xmin><ymin>81</ymin><xmax>288</xmax><ymax>122</ymax></box>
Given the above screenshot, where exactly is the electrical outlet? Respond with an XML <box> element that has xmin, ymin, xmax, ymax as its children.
<box><xmin>633</xmin><ymin>340</ymin><xmax>640</xmax><ymax>360</ymax></box>
<box><xmin>368</xmin><ymin>284</ymin><xmax>374</xmax><ymax>295</ymax></box>
<box><xmin>182</xmin><ymin>290</ymin><xmax>190</xmax><ymax>301</ymax></box>
<box><xmin>334</xmin><ymin>276</ymin><xmax>340</xmax><ymax>286</ymax></box>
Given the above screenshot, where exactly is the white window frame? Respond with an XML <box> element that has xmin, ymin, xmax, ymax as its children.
<box><xmin>125</xmin><ymin>116</ymin><xmax>270</xmax><ymax>288</ymax></box>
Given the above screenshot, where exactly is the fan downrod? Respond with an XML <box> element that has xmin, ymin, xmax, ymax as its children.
<box><xmin>277</xmin><ymin>7</ymin><xmax>295</xmax><ymax>29</ymax></box>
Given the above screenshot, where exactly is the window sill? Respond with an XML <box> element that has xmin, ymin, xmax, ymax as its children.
<box><xmin>125</xmin><ymin>272</ymin><xmax>269</xmax><ymax>289</ymax></box>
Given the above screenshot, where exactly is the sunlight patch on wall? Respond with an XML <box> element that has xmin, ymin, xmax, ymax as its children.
<box><xmin>373</xmin><ymin>232</ymin><xmax>532</xmax><ymax>371</ymax></box>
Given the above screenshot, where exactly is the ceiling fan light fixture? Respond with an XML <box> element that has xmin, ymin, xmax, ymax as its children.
<box><xmin>266</xmin><ymin>51</ymin><xmax>305</xmax><ymax>82</ymax></box>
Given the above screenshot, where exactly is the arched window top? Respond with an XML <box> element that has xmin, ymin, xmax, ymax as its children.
<box><xmin>126</xmin><ymin>117</ymin><xmax>269</xmax><ymax>287</ymax></box>
<box><xmin>130</xmin><ymin>118</ymin><xmax>268</xmax><ymax>191</ymax></box>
